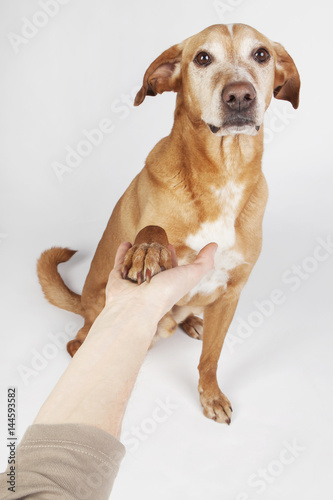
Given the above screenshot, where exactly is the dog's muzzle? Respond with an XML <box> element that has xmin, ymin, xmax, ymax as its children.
<box><xmin>208</xmin><ymin>81</ymin><xmax>260</xmax><ymax>135</ymax></box>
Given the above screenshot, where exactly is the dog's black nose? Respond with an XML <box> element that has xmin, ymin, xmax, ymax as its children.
<box><xmin>222</xmin><ymin>81</ymin><xmax>256</xmax><ymax>111</ymax></box>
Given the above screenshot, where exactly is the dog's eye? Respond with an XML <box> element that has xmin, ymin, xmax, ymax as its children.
<box><xmin>254</xmin><ymin>48</ymin><xmax>270</xmax><ymax>63</ymax></box>
<box><xmin>194</xmin><ymin>52</ymin><xmax>212</xmax><ymax>67</ymax></box>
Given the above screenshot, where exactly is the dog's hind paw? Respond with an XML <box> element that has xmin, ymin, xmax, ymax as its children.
<box><xmin>180</xmin><ymin>314</ymin><xmax>203</xmax><ymax>340</ymax></box>
<box><xmin>122</xmin><ymin>242</ymin><xmax>172</xmax><ymax>284</ymax></box>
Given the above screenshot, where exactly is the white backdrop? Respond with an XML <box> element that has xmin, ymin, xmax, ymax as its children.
<box><xmin>1</xmin><ymin>0</ymin><xmax>333</xmax><ymax>499</ymax></box>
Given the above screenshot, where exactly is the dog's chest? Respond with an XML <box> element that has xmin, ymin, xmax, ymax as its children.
<box><xmin>184</xmin><ymin>182</ymin><xmax>245</xmax><ymax>298</ymax></box>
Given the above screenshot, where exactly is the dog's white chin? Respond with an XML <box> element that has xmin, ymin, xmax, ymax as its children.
<box><xmin>213</xmin><ymin>123</ymin><xmax>260</xmax><ymax>137</ymax></box>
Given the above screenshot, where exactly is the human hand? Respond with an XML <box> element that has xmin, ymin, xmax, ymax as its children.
<box><xmin>103</xmin><ymin>241</ymin><xmax>217</xmax><ymax>329</ymax></box>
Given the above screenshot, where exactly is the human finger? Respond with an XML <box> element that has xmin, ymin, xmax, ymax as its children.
<box><xmin>113</xmin><ymin>242</ymin><xmax>132</xmax><ymax>270</ymax></box>
<box><xmin>168</xmin><ymin>244</ymin><xmax>178</xmax><ymax>268</ymax></box>
<box><xmin>143</xmin><ymin>243</ymin><xmax>217</xmax><ymax>314</ymax></box>
<box><xmin>105</xmin><ymin>242</ymin><xmax>132</xmax><ymax>294</ymax></box>
<box><xmin>170</xmin><ymin>242</ymin><xmax>217</xmax><ymax>293</ymax></box>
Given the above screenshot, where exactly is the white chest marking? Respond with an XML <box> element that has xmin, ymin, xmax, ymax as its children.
<box><xmin>183</xmin><ymin>182</ymin><xmax>245</xmax><ymax>298</ymax></box>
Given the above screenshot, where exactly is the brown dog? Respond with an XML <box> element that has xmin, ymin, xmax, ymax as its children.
<box><xmin>37</xmin><ymin>24</ymin><xmax>300</xmax><ymax>424</ymax></box>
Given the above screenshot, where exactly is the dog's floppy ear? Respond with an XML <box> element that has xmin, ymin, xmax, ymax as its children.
<box><xmin>272</xmin><ymin>42</ymin><xmax>300</xmax><ymax>109</ymax></box>
<box><xmin>134</xmin><ymin>43</ymin><xmax>184</xmax><ymax>106</ymax></box>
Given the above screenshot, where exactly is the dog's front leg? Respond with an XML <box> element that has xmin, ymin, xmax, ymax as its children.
<box><xmin>198</xmin><ymin>288</ymin><xmax>241</xmax><ymax>424</ymax></box>
<box><xmin>122</xmin><ymin>225</ymin><xmax>172</xmax><ymax>284</ymax></box>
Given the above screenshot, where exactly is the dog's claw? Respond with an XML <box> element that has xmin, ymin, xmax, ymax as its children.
<box><xmin>200</xmin><ymin>390</ymin><xmax>232</xmax><ymax>424</ymax></box>
<box><xmin>123</xmin><ymin>242</ymin><xmax>172</xmax><ymax>285</ymax></box>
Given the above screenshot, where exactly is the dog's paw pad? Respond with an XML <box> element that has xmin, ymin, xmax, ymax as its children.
<box><xmin>122</xmin><ymin>242</ymin><xmax>171</xmax><ymax>284</ymax></box>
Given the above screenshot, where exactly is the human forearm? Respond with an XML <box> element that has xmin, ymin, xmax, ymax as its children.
<box><xmin>34</xmin><ymin>305</ymin><xmax>157</xmax><ymax>438</ymax></box>
<box><xmin>34</xmin><ymin>242</ymin><xmax>217</xmax><ymax>438</ymax></box>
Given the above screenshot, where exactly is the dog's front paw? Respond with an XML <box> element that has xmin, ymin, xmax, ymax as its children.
<box><xmin>122</xmin><ymin>242</ymin><xmax>172</xmax><ymax>284</ymax></box>
<box><xmin>199</xmin><ymin>387</ymin><xmax>233</xmax><ymax>424</ymax></box>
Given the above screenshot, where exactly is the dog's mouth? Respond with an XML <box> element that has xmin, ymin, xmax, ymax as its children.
<box><xmin>208</xmin><ymin>117</ymin><xmax>260</xmax><ymax>136</ymax></box>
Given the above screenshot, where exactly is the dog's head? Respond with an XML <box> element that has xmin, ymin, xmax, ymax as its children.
<box><xmin>134</xmin><ymin>24</ymin><xmax>300</xmax><ymax>137</ymax></box>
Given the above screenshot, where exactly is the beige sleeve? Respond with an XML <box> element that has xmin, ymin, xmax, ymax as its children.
<box><xmin>0</xmin><ymin>423</ymin><xmax>126</xmax><ymax>500</ymax></box>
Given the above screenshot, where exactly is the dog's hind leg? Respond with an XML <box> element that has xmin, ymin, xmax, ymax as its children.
<box><xmin>149</xmin><ymin>312</ymin><xmax>178</xmax><ymax>348</ymax></box>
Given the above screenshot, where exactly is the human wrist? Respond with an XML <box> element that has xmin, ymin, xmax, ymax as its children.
<box><xmin>89</xmin><ymin>299</ymin><xmax>159</xmax><ymax>342</ymax></box>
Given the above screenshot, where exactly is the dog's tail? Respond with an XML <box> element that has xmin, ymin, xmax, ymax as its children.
<box><xmin>37</xmin><ymin>247</ymin><xmax>84</xmax><ymax>316</ymax></box>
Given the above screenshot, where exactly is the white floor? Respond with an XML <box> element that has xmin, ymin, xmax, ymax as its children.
<box><xmin>1</xmin><ymin>1</ymin><xmax>332</xmax><ymax>499</ymax></box>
